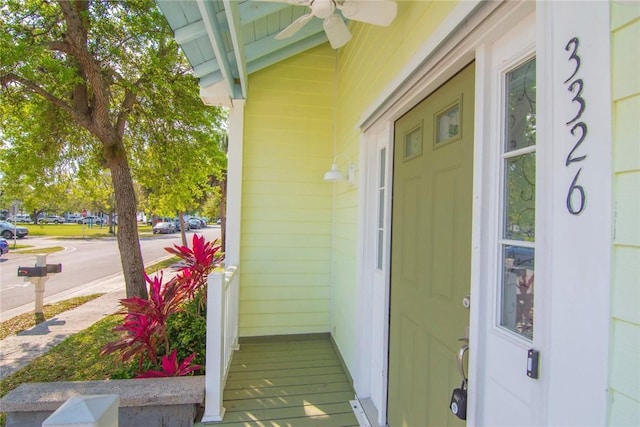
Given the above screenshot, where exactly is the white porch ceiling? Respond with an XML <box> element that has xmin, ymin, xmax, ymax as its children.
<box><xmin>156</xmin><ymin>0</ymin><xmax>335</xmax><ymax>106</ymax></box>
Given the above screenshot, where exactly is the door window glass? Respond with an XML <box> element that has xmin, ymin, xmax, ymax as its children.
<box><xmin>499</xmin><ymin>58</ymin><xmax>536</xmax><ymax>340</ymax></box>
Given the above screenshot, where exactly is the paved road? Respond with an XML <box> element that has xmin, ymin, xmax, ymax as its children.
<box><xmin>0</xmin><ymin>227</ymin><xmax>220</xmax><ymax>320</ymax></box>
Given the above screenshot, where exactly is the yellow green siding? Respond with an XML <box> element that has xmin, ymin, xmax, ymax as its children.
<box><xmin>240</xmin><ymin>46</ymin><xmax>335</xmax><ymax>336</ymax></box>
<box><xmin>330</xmin><ymin>0</ymin><xmax>459</xmax><ymax>374</ymax></box>
<box><xmin>610</xmin><ymin>3</ymin><xmax>640</xmax><ymax>425</ymax></box>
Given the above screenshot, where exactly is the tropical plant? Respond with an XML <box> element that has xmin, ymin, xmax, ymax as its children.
<box><xmin>102</xmin><ymin>235</ymin><xmax>222</xmax><ymax>378</ymax></box>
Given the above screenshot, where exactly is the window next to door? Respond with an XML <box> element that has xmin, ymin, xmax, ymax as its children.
<box><xmin>499</xmin><ymin>57</ymin><xmax>537</xmax><ymax>341</ymax></box>
<box><xmin>376</xmin><ymin>147</ymin><xmax>387</xmax><ymax>270</ymax></box>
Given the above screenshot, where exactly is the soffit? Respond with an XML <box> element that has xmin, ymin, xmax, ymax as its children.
<box><xmin>157</xmin><ymin>0</ymin><xmax>331</xmax><ymax>106</ymax></box>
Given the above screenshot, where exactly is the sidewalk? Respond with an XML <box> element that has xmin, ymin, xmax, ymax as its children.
<box><xmin>0</xmin><ymin>288</ymin><xmax>126</xmax><ymax>380</ymax></box>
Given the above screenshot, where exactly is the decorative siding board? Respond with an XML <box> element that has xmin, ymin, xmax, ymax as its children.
<box><xmin>242</xmin><ymin>212</ymin><xmax>330</xmax><ymax>224</ymax></box>
<box><xmin>242</xmin><ymin>222</ymin><xmax>330</xmax><ymax>236</ymax></box>
<box><xmin>240</xmin><ymin>300</ymin><xmax>330</xmax><ymax>314</ymax></box>
<box><xmin>241</xmin><ymin>259</ymin><xmax>330</xmax><ymax>274</ymax></box>
<box><xmin>239</xmin><ymin>313</ymin><xmax>331</xmax><ymax>328</ymax></box>
<box><xmin>614</xmin><ymin>173</ymin><xmax>640</xmax><ymax>246</ymax></box>
<box><xmin>610</xmin><ymin>319</ymin><xmax>640</xmax><ymax>399</ymax></box>
<box><xmin>244</xmin><ymin>115</ymin><xmax>332</xmax><ymax>131</ymax></box>
<box><xmin>242</xmin><ymin>246</ymin><xmax>330</xmax><ymax>261</ymax></box>
<box><xmin>241</xmin><ymin>273</ymin><xmax>329</xmax><ymax>286</ymax></box>
<box><xmin>242</xmin><ymin>235</ymin><xmax>331</xmax><ymax>248</ymax></box>
<box><xmin>240</xmin><ymin>286</ymin><xmax>330</xmax><ymax>300</ymax></box>
<box><xmin>609</xmin><ymin>391</ymin><xmax>640</xmax><ymax>426</ymax></box>
<box><xmin>612</xmin><ymin>20</ymin><xmax>640</xmax><ymax>100</ymax></box>
<box><xmin>612</xmin><ymin>3</ymin><xmax>640</xmax><ymax>29</ymax></box>
<box><xmin>610</xmin><ymin>3</ymin><xmax>640</xmax><ymax>424</ymax></box>
<box><xmin>241</xmin><ymin>44</ymin><xmax>334</xmax><ymax>337</ymax></box>
<box><xmin>611</xmin><ymin>247</ymin><xmax>640</xmax><ymax>324</ymax></box>
<box><xmin>241</xmin><ymin>194</ymin><xmax>330</xmax><ymax>209</ymax></box>
<box><xmin>613</xmin><ymin>96</ymin><xmax>640</xmax><ymax>172</ymax></box>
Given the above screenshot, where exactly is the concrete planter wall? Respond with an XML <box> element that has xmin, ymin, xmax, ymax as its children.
<box><xmin>0</xmin><ymin>376</ymin><xmax>205</xmax><ymax>427</ymax></box>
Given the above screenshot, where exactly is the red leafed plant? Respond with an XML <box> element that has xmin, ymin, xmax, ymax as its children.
<box><xmin>166</xmin><ymin>234</ymin><xmax>222</xmax><ymax>301</ymax></box>
<box><xmin>102</xmin><ymin>235</ymin><xmax>223</xmax><ymax>378</ymax></box>
<box><xmin>135</xmin><ymin>350</ymin><xmax>202</xmax><ymax>378</ymax></box>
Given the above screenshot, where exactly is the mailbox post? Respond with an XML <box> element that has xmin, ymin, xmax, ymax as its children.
<box><xmin>17</xmin><ymin>254</ymin><xmax>63</xmax><ymax>316</ymax></box>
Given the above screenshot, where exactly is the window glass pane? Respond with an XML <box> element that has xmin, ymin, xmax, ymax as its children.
<box><xmin>505</xmin><ymin>58</ymin><xmax>536</xmax><ymax>152</ymax></box>
<box><xmin>436</xmin><ymin>103</ymin><xmax>460</xmax><ymax>144</ymax></box>
<box><xmin>377</xmin><ymin>229</ymin><xmax>384</xmax><ymax>270</ymax></box>
<box><xmin>378</xmin><ymin>189</ymin><xmax>384</xmax><ymax>229</ymax></box>
<box><xmin>379</xmin><ymin>148</ymin><xmax>386</xmax><ymax>187</ymax></box>
<box><xmin>404</xmin><ymin>127</ymin><xmax>422</xmax><ymax>159</ymax></box>
<box><xmin>500</xmin><ymin>245</ymin><xmax>535</xmax><ymax>340</ymax></box>
<box><xmin>504</xmin><ymin>152</ymin><xmax>536</xmax><ymax>241</ymax></box>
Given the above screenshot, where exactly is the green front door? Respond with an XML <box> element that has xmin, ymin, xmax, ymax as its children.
<box><xmin>388</xmin><ymin>63</ymin><xmax>475</xmax><ymax>426</ymax></box>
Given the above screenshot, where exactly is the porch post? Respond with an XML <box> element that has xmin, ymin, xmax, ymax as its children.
<box><xmin>203</xmin><ymin>272</ymin><xmax>225</xmax><ymax>422</ymax></box>
<box><xmin>225</xmin><ymin>99</ymin><xmax>245</xmax><ymax>267</ymax></box>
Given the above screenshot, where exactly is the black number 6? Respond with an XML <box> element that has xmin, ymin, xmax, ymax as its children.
<box><xmin>566</xmin><ymin>169</ymin><xmax>586</xmax><ymax>215</ymax></box>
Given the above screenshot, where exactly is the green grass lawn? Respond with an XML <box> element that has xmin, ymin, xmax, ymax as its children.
<box><xmin>22</xmin><ymin>223</ymin><xmax>153</xmax><ymax>238</ymax></box>
<box><xmin>0</xmin><ymin>315</ymin><xmax>128</xmax><ymax>426</ymax></box>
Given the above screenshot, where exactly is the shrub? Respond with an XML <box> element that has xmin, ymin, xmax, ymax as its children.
<box><xmin>102</xmin><ymin>235</ymin><xmax>222</xmax><ymax>378</ymax></box>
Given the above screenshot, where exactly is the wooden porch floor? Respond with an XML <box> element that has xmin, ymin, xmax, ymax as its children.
<box><xmin>200</xmin><ymin>334</ymin><xmax>360</xmax><ymax>427</ymax></box>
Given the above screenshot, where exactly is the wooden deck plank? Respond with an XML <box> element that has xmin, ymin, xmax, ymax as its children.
<box><xmin>224</xmin><ymin>381</ymin><xmax>354</xmax><ymax>400</ymax></box>
<box><xmin>231</xmin><ymin>348</ymin><xmax>338</xmax><ymax>363</ymax></box>
<box><xmin>225</xmin><ymin>373</ymin><xmax>349</xmax><ymax>390</ymax></box>
<box><xmin>203</xmin><ymin>335</ymin><xmax>359</xmax><ymax>426</ymax></box>
<box><xmin>221</xmin><ymin>401</ymin><xmax>355</xmax><ymax>422</ymax></box>
<box><xmin>227</xmin><ymin>365</ymin><xmax>346</xmax><ymax>381</ymax></box>
<box><xmin>229</xmin><ymin>358</ymin><xmax>340</xmax><ymax>372</ymax></box>
<box><xmin>212</xmin><ymin>412</ymin><xmax>359</xmax><ymax>427</ymax></box>
<box><xmin>223</xmin><ymin>391</ymin><xmax>356</xmax><ymax>412</ymax></box>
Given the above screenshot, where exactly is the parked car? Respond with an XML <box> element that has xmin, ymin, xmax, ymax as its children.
<box><xmin>187</xmin><ymin>218</ymin><xmax>202</xmax><ymax>229</ymax></box>
<box><xmin>67</xmin><ymin>214</ymin><xmax>83</xmax><ymax>223</ymax></box>
<box><xmin>38</xmin><ymin>215</ymin><xmax>66</xmax><ymax>224</ymax></box>
<box><xmin>78</xmin><ymin>216</ymin><xmax>106</xmax><ymax>225</ymax></box>
<box><xmin>7</xmin><ymin>214</ymin><xmax>32</xmax><ymax>223</ymax></box>
<box><xmin>172</xmin><ymin>219</ymin><xmax>190</xmax><ymax>232</ymax></box>
<box><xmin>152</xmin><ymin>221</ymin><xmax>176</xmax><ymax>234</ymax></box>
<box><xmin>0</xmin><ymin>221</ymin><xmax>29</xmax><ymax>239</ymax></box>
<box><xmin>0</xmin><ymin>238</ymin><xmax>8</xmax><ymax>256</ymax></box>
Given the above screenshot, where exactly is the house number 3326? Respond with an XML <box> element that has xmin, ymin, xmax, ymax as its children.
<box><xmin>564</xmin><ymin>37</ymin><xmax>587</xmax><ymax>215</ymax></box>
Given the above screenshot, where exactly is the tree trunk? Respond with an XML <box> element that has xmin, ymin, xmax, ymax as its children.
<box><xmin>108</xmin><ymin>151</ymin><xmax>148</xmax><ymax>300</ymax></box>
<box><xmin>178</xmin><ymin>212</ymin><xmax>187</xmax><ymax>247</ymax></box>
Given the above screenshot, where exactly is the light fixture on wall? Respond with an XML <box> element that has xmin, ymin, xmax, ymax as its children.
<box><xmin>324</xmin><ymin>157</ymin><xmax>355</xmax><ymax>184</ymax></box>
<box><xmin>324</xmin><ymin>51</ymin><xmax>355</xmax><ymax>185</ymax></box>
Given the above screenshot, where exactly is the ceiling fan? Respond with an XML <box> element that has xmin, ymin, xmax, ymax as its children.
<box><xmin>255</xmin><ymin>0</ymin><xmax>398</xmax><ymax>49</ymax></box>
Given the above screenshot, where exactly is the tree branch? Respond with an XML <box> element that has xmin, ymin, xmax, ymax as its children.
<box><xmin>116</xmin><ymin>89</ymin><xmax>137</xmax><ymax>138</ymax></box>
<box><xmin>2</xmin><ymin>72</ymin><xmax>97</xmax><ymax>135</ymax></box>
<box><xmin>58</xmin><ymin>0</ymin><xmax>111</xmax><ymax>130</ymax></box>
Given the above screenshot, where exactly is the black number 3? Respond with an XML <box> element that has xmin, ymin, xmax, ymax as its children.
<box><xmin>564</xmin><ymin>37</ymin><xmax>581</xmax><ymax>84</ymax></box>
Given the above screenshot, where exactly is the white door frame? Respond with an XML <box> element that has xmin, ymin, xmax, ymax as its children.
<box><xmin>355</xmin><ymin>1</ymin><xmax>534</xmax><ymax>423</ymax></box>
<box><xmin>354</xmin><ymin>2</ymin><xmax>611</xmax><ymax>425</ymax></box>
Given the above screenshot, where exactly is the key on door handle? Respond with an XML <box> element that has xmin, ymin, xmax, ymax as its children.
<box><xmin>457</xmin><ymin>338</ymin><xmax>469</xmax><ymax>384</ymax></box>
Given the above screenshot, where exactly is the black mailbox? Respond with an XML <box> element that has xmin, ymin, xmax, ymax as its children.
<box><xmin>17</xmin><ymin>266</ymin><xmax>48</xmax><ymax>277</ymax></box>
<box><xmin>47</xmin><ymin>263</ymin><xmax>63</xmax><ymax>274</ymax></box>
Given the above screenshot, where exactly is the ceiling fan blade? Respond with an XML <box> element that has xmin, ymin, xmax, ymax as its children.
<box><xmin>323</xmin><ymin>14</ymin><xmax>352</xmax><ymax>49</ymax></box>
<box><xmin>275</xmin><ymin>13</ymin><xmax>314</xmax><ymax>39</ymax></box>
<box><xmin>339</xmin><ymin>0</ymin><xmax>397</xmax><ymax>26</ymax></box>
